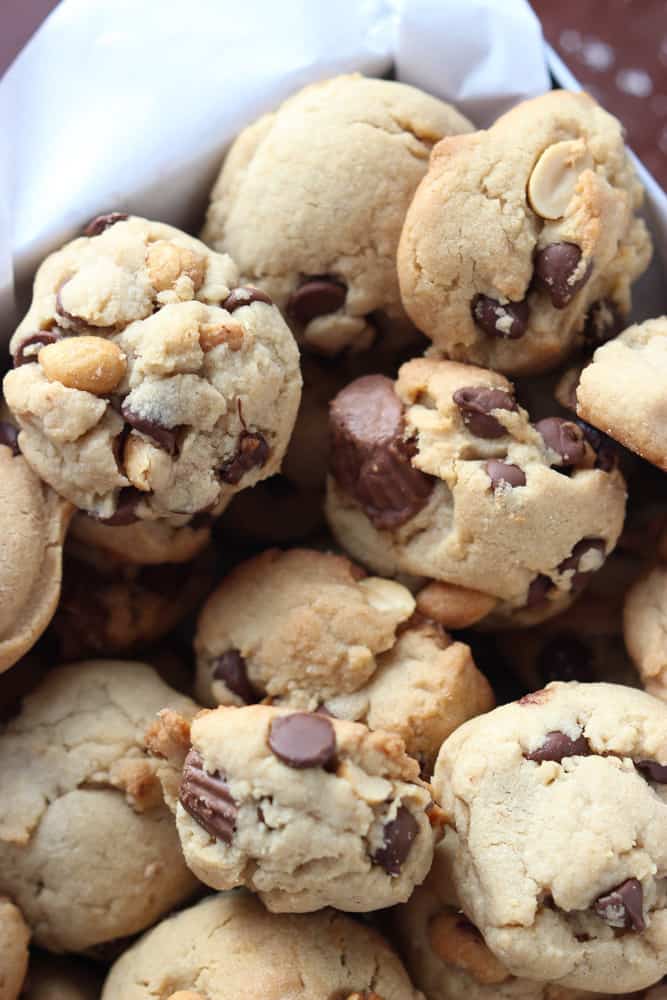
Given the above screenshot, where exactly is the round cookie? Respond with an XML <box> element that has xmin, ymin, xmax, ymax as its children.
<box><xmin>201</xmin><ymin>73</ymin><xmax>472</xmax><ymax>357</ymax></box>
<box><xmin>0</xmin><ymin>898</ymin><xmax>29</xmax><ymax>1000</ymax></box>
<box><xmin>194</xmin><ymin>548</ymin><xmax>493</xmax><ymax>774</ymax></box>
<box><xmin>0</xmin><ymin>660</ymin><xmax>199</xmax><ymax>953</ymax></box>
<box><xmin>432</xmin><ymin>682</ymin><xmax>667</xmax><ymax>993</ymax></box>
<box><xmin>101</xmin><ymin>891</ymin><xmax>422</xmax><ymax>1000</ymax></box>
<box><xmin>147</xmin><ymin>704</ymin><xmax>440</xmax><ymax>912</ymax></box>
<box><xmin>325</xmin><ymin>359</ymin><xmax>627</xmax><ymax>626</ymax></box>
<box><xmin>624</xmin><ymin>565</ymin><xmax>667</xmax><ymax>702</ymax></box>
<box><xmin>68</xmin><ymin>510</ymin><xmax>212</xmax><ymax>564</ymax></box>
<box><xmin>0</xmin><ymin>426</ymin><xmax>72</xmax><ymax>673</ymax></box>
<box><xmin>576</xmin><ymin>317</ymin><xmax>667</xmax><ymax>471</ymax></box>
<box><xmin>3</xmin><ymin>215</ymin><xmax>301</xmax><ymax>522</ymax></box>
<box><xmin>21</xmin><ymin>955</ymin><xmax>102</xmax><ymax>1000</ymax></box>
<box><xmin>398</xmin><ymin>90</ymin><xmax>651</xmax><ymax>375</ymax></box>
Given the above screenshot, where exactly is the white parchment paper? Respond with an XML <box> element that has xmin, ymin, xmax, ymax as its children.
<box><xmin>0</xmin><ymin>0</ymin><xmax>664</xmax><ymax>344</ymax></box>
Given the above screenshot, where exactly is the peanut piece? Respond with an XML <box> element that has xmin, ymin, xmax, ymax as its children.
<box><xmin>146</xmin><ymin>240</ymin><xmax>206</xmax><ymax>292</ymax></box>
<box><xmin>429</xmin><ymin>910</ymin><xmax>509</xmax><ymax>985</ymax></box>
<box><xmin>38</xmin><ymin>336</ymin><xmax>127</xmax><ymax>395</ymax></box>
<box><xmin>358</xmin><ymin>576</ymin><xmax>415</xmax><ymax>620</ymax></box>
<box><xmin>527</xmin><ymin>139</ymin><xmax>594</xmax><ymax>220</ymax></box>
<box><xmin>124</xmin><ymin>434</ymin><xmax>173</xmax><ymax>492</ymax></box>
<box><xmin>416</xmin><ymin>581</ymin><xmax>496</xmax><ymax>629</ymax></box>
<box><xmin>200</xmin><ymin>318</ymin><xmax>244</xmax><ymax>352</ymax></box>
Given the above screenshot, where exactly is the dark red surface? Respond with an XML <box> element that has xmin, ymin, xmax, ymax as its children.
<box><xmin>0</xmin><ymin>0</ymin><xmax>60</xmax><ymax>78</ymax></box>
<box><xmin>532</xmin><ymin>0</ymin><xmax>667</xmax><ymax>190</ymax></box>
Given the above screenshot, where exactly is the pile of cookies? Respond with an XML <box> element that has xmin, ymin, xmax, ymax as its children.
<box><xmin>0</xmin><ymin>73</ymin><xmax>666</xmax><ymax>999</ymax></box>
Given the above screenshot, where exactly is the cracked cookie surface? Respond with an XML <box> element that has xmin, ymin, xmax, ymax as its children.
<box><xmin>101</xmin><ymin>891</ymin><xmax>422</xmax><ymax>1000</ymax></box>
<box><xmin>432</xmin><ymin>682</ymin><xmax>667</xmax><ymax>993</ymax></box>
<box><xmin>398</xmin><ymin>90</ymin><xmax>651</xmax><ymax>375</ymax></box>
<box><xmin>201</xmin><ymin>73</ymin><xmax>472</xmax><ymax>357</ymax></box>
<box><xmin>148</xmin><ymin>703</ymin><xmax>438</xmax><ymax>912</ymax></box>
<box><xmin>0</xmin><ymin>660</ymin><xmax>198</xmax><ymax>952</ymax></box>
<box><xmin>3</xmin><ymin>216</ymin><xmax>301</xmax><ymax>522</ymax></box>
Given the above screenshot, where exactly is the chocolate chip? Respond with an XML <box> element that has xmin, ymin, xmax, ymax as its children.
<box><xmin>486</xmin><ymin>460</ymin><xmax>526</xmax><ymax>490</ymax></box>
<box><xmin>583</xmin><ymin>299</ymin><xmax>624</xmax><ymax>346</ymax></box>
<box><xmin>453</xmin><ymin>386</ymin><xmax>517</xmax><ymax>439</ymax></box>
<box><xmin>635</xmin><ymin>759</ymin><xmax>667</xmax><ymax>783</ymax></box>
<box><xmin>534</xmin><ymin>242</ymin><xmax>592</xmax><ymax>309</ymax></box>
<box><xmin>13</xmin><ymin>331</ymin><xmax>62</xmax><ymax>367</ymax></box>
<box><xmin>536</xmin><ymin>417</ymin><xmax>586</xmax><ymax>467</ymax></box>
<box><xmin>526</xmin><ymin>730</ymin><xmax>591</xmax><ymax>762</ymax></box>
<box><xmin>121</xmin><ymin>403</ymin><xmax>178</xmax><ymax>455</ymax></box>
<box><xmin>219</xmin><ymin>430</ymin><xmax>270</xmax><ymax>485</ymax></box>
<box><xmin>472</xmin><ymin>295</ymin><xmax>529</xmax><ymax>339</ymax></box>
<box><xmin>574</xmin><ymin>419</ymin><xmax>618</xmax><ymax>472</ymax></box>
<box><xmin>83</xmin><ymin>212</ymin><xmax>128</xmax><ymax>237</ymax></box>
<box><xmin>537</xmin><ymin>636</ymin><xmax>594</xmax><ymax>684</ymax></box>
<box><xmin>96</xmin><ymin>486</ymin><xmax>143</xmax><ymax>526</ymax></box>
<box><xmin>525</xmin><ymin>574</ymin><xmax>553</xmax><ymax>608</ymax></box>
<box><xmin>212</xmin><ymin>650</ymin><xmax>259</xmax><ymax>704</ymax></box>
<box><xmin>287</xmin><ymin>277</ymin><xmax>347</xmax><ymax>325</ymax></box>
<box><xmin>372</xmin><ymin>806</ymin><xmax>419</xmax><ymax>876</ymax></box>
<box><xmin>223</xmin><ymin>286</ymin><xmax>273</xmax><ymax>312</ymax></box>
<box><xmin>268</xmin><ymin>712</ymin><xmax>336</xmax><ymax>769</ymax></box>
<box><xmin>179</xmin><ymin>748</ymin><xmax>237</xmax><ymax>843</ymax></box>
<box><xmin>594</xmin><ymin>878</ymin><xmax>645</xmax><ymax>932</ymax></box>
<box><xmin>558</xmin><ymin>538</ymin><xmax>606</xmax><ymax>592</ymax></box>
<box><xmin>329</xmin><ymin>375</ymin><xmax>434</xmax><ymax>529</ymax></box>
<box><xmin>0</xmin><ymin>422</ymin><xmax>20</xmax><ymax>456</ymax></box>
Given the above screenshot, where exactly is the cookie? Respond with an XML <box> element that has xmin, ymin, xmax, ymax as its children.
<box><xmin>0</xmin><ymin>660</ymin><xmax>199</xmax><ymax>952</ymax></box>
<box><xmin>68</xmin><ymin>511</ymin><xmax>212</xmax><ymax>565</ymax></box>
<box><xmin>21</xmin><ymin>955</ymin><xmax>102</xmax><ymax>1000</ymax></box>
<box><xmin>398</xmin><ymin>91</ymin><xmax>651</xmax><ymax>375</ymax></box>
<box><xmin>0</xmin><ymin>426</ymin><xmax>72</xmax><ymax>673</ymax></box>
<box><xmin>393</xmin><ymin>841</ymin><xmax>605</xmax><ymax>1000</ymax></box>
<box><xmin>624</xmin><ymin>565</ymin><xmax>667</xmax><ymax>702</ymax></box>
<box><xmin>432</xmin><ymin>681</ymin><xmax>667</xmax><ymax>993</ymax></box>
<box><xmin>325</xmin><ymin>359</ymin><xmax>627</xmax><ymax>626</ymax></box>
<box><xmin>576</xmin><ymin>317</ymin><xmax>667</xmax><ymax>471</ymax></box>
<box><xmin>101</xmin><ymin>891</ymin><xmax>422</xmax><ymax>1000</ymax></box>
<box><xmin>194</xmin><ymin>548</ymin><xmax>493</xmax><ymax>774</ymax></box>
<box><xmin>0</xmin><ymin>897</ymin><xmax>29</xmax><ymax>1000</ymax></box>
<box><xmin>3</xmin><ymin>215</ymin><xmax>301</xmax><ymax>522</ymax></box>
<box><xmin>201</xmin><ymin>74</ymin><xmax>472</xmax><ymax>357</ymax></box>
<box><xmin>147</xmin><ymin>704</ymin><xmax>439</xmax><ymax>912</ymax></box>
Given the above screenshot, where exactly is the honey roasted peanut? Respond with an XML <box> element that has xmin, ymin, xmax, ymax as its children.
<box><xmin>38</xmin><ymin>336</ymin><xmax>127</xmax><ymax>394</ymax></box>
<box><xmin>527</xmin><ymin>139</ymin><xmax>594</xmax><ymax>221</ymax></box>
<box><xmin>146</xmin><ymin>240</ymin><xmax>207</xmax><ymax>292</ymax></box>
<box><xmin>428</xmin><ymin>910</ymin><xmax>510</xmax><ymax>985</ymax></box>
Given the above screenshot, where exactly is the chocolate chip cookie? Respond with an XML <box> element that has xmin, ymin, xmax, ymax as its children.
<box><xmin>3</xmin><ymin>215</ymin><xmax>301</xmax><ymax>522</ymax></box>
<box><xmin>398</xmin><ymin>91</ymin><xmax>651</xmax><ymax>375</ymax></box>
<box><xmin>201</xmin><ymin>73</ymin><xmax>472</xmax><ymax>357</ymax></box>
<box><xmin>68</xmin><ymin>510</ymin><xmax>213</xmax><ymax>565</ymax></box>
<box><xmin>576</xmin><ymin>317</ymin><xmax>667</xmax><ymax>471</ymax></box>
<box><xmin>0</xmin><ymin>897</ymin><xmax>29</xmax><ymax>1000</ymax></box>
<box><xmin>432</xmin><ymin>682</ymin><xmax>667</xmax><ymax>993</ymax></box>
<box><xmin>101</xmin><ymin>891</ymin><xmax>422</xmax><ymax>1000</ymax></box>
<box><xmin>194</xmin><ymin>548</ymin><xmax>493</xmax><ymax>774</ymax></box>
<box><xmin>147</xmin><ymin>703</ymin><xmax>440</xmax><ymax>912</ymax></box>
<box><xmin>0</xmin><ymin>660</ymin><xmax>198</xmax><ymax>952</ymax></box>
<box><xmin>325</xmin><ymin>359</ymin><xmax>627</xmax><ymax>625</ymax></box>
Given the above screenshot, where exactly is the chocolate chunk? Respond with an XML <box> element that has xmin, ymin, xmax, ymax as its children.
<box><xmin>575</xmin><ymin>419</ymin><xmax>618</xmax><ymax>473</ymax></box>
<box><xmin>96</xmin><ymin>486</ymin><xmax>143</xmax><ymax>526</ymax></box>
<box><xmin>534</xmin><ymin>242</ymin><xmax>592</xmax><ymax>309</ymax></box>
<box><xmin>223</xmin><ymin>286</ymin><xmax>273</xmax><ymax>312</ymax></box>
<box><xmin>83</xmin><ymin>212</ymin><xmax>128</xmax><ymax>237</ymax></box>
<box><xmin>536</xmin><ymin>417</ymin><xmax>586</xmax><ymax>467</ymax></box>
<box><xmin>472</xmin><ymin>295</ymin><xmax>529</xmax><ymax>339</ymax></box>
<box><xmin>583</xmin><ymin>299</ymin><xmax>624</xmax><ymax>346</ymax></box>
<box><xmin>179</xmin><ymin>748</ymin><xmax>237</xmax><ymax>843</ymax></box>
<box><xmin>287</xmin><ymin>276</ymin><xmax>347</xmax><ymax>325</ymax></box>
<box><xmin>537</xmin><ymin>636</ymin><xmax>594</xmax><ymax>684</ymax></box>
<box><xmin>486</xmin><ymin>460</ymin><xmax>526</xmax><ymax>490</ymax></box>
<box><xmin>635</xmin><ymin>759</ymin><xmax>667</xmax><ymax>784</ymax></box>
<box><xmin>453</xmin><ymin>386</ymin><xmax>517</xmax><ymax>439</ymax></box>
<box><xmin>329</xmin><ymin>375</ymin><xmax>434</xmax><ymax>529</ymax></box>
<box><xmin>212</xmin><ymin>650</ymin><xmax>259</xmax><ymax>704</ymax></box>
<box><xmin>268</xmin><ymin>712</ymin><xmax>336</xmax><ymax>769</ymax></box>
<box><xmin>525</xmin><ymin>574</ymin><xmax>553</xmax><ymax>608</ymax></box>
<box><xmin>121</xmin><ymin>403</ymin><xmax>178</xmax><ymax>455</ymax></box>
<box><xmin>594</xmin><ymin>878</ymin><xmax>645</xmax><ymax>932</ymax></box>
<box><xmin>219</xmin><ymin>430</ymin><xmax>270</xmax><ymax>485</ymax></box>
<box><xmin>558</xmin><ymin>538</ymin><xmax>606</xmax><ymax>592</ymax></box>
<box><xmin>13</xmin><ymin>331</ymin><xmax>62</xmax><ymax>367</ymax></box>
<box><xmin>526</xmin><ymin>730</ymin><xmax>591</xmax><ymax>762</ymax></box>
<box><xmin>372</xmin><ymin>806</ymin><xmax>419</xmax><ymax>876</ymax></box>
<box><xmin>0</xmin><ymin>422</ymin><xmax>20</xmax><ymax>456</ymax></box>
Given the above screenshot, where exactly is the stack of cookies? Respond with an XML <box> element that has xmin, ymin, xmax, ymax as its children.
<box><xmin>0</xmin><ymin>73</ymin><xmax>665</xmax><ymax>999</ymax></box>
